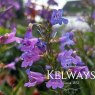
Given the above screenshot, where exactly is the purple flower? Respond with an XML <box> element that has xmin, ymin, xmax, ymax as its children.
<box><xmin>89</xmin><ymin>0</ymin><xmax>95</xmax><ymax>6</ymax></box>
<box><xmin>0</xmin><ymin>27</ymin><xmax>22</xmax><ymax>44</ymax></box>
<box><xmin>0</xmin><ymin>0</ymin><xmax>20</xmax><ymax>10</ymax></box>
<box><xmin>21</xmin><ymin>48</ymin><xmax>41</xmax><ymax>68</ymax></box>
<box><xmin>47</xmin><ymin>0</ymin><xmax>58</xmax><ymax>6</ymax></box>
<box><xmin>58</xmin><ymin>49</ymin><xmax>83</xmax><ymax>69</ymax></box>
<box><xmin>20</xmin><ymin>30</ymin><xmax>46</xmax><ymax>68</ymax></box>
<box><xmin>50</xmin><ymin>9</ymin><xmax>68</xmax><ymax>25</ymax></box>
<box><xmin>46</xmin><ymin>74</ymin><xmax>64</xmax><ymax>89</ymax></box>
<box><xmin>21</xmin><ymin>38</ymin><xmax>38</xmax><ymax>52</ymax></box>
<box><xmin>0</xmin><ymin>0</ymin><xmax>20</xmax><ymax>26</ymax></box>
<box><xmin>4</xmin><ymin>62</ymin><xmax>16</xmax><ymax>70</ymax></box>
<box><xmin>58</xmin><ymin>49</ymin><xmax>75</xmax><ymax>69</ymax></box>
<box><xmin>14</xmin><ymin>57</ymin><xmax>20</xmax><ymax>63</ymax></box>
<box><xmin>38</xmin><ymin>7</ymin><xmax>52</xmax><ymax>21</ymax></box>
<box><xmin>24</xmin><ymin>69</ymin><xmax>45</xmax><ymax>87</ymax></box>
<box><xmin>45</xmin><ymin>65</ymin><xmax>52</xmax><ymax>70</ymax></box>
<box><xmin>71</xmin><ymin>66</ymin><xmax>90</xmax><ymax>78</ymax></box>
<box><xmin>24</xmin><ymin>28</ymin><xmax>33</xmax><ymax>39</ymax></box>
<box><xmin>59</xmin><ymin>32</ymin><xmax>74</xmax><ymax>50</ymax></box>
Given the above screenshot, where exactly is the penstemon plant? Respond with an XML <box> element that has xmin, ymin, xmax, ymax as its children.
<box><xmin>0</xmin><ymin>8</ymin><xmax>90</xmax><ymax>95</ymax></box>
<box><xmin>17</xmin><ymin>9</ymin><xmax>89</xmax><ymax>94</ymax></box>
<box><xmin>0</xmin><ymin>0</ymin><xmax>94</xmax><ymax>94</ymax></box>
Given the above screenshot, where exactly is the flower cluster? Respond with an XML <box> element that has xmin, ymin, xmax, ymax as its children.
<box><xmin>18</xmin><ymin>9</ymin><xmax>90</xmax><ymax>90</ymax></box>
<box><xmin>20</xmin><ymin>27</ymin><xmax>46</xmax><ymax>68</ymax></box>
<box><xmin>0</xmin><ymin>0</ymin><xmax>20</xmax><ymax>26</ymax></box>
<box><xmin>1</xmin><ymin>7</ymin><xmax>89</xmax><ymax>91</ymax></box>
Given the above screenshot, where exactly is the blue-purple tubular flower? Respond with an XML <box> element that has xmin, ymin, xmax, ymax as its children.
<box><xmin>59</xmin><ymin>32</ymin><xmax>75</xmax><ymax>50</ymax></box>
<box><xmin>58</xmin><ymin>49</ymin><xmax>75</xmax><ymax>69</ymax></box>
<box><xmin>24</xmin><ymin>69</ymin><xmax>45</xmax><ymax>87</ymax></box>
<box><xmin>50</xmin><ymin>9</ymin><xmax>68</xmax><ymax>25</ymax></box>
<box><xmin>58</xmin><ymin>31</ymin><xmax>84</xmax><ymax>69</ymax></box>
<box><xmin>20</xmin><ymin>28</ymin><xmax>46</xmax><ymax>68</ymax></box>
<box><xmin>0</xmin><ymin>27</ymin><xmax>22</xmax><ymax>44</ymax></box>
<box><xmin>24</xmin><ymin>28</ymin><xmax>33</xmax><ymax>39</ymax></box>
<box><xmin>38</xmin><ymin>7</ymin><xmax>52</xmax><ymax>21</ymax></box>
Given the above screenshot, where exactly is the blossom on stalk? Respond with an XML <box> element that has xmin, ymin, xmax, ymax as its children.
<box><xmin>24</xmin><ymin>69</ymin><xmax>45</xmax><ymax>87</ymax></box>
<box><xmin>58</xmin><ymin>49</ymin><xmax>83</xmax><ymax>69</ymax></box>
<box><xmin>0</xmin><ymin>27</ymin><xmax>22</xmax><ymax>44</ymax></box>
<box><xmin>4</xmin><ymin>62</ymin><xmax>16</xmax><ymax>70</ymax></box>
<box><xmin>59</xmin><ymin>32</ymin><xmax>74</xmax><ymax>50</ymax></box>
<box><xmin>38</xmin><ymin>6</ymin><xmax>52</xmax><ymax>21</ymax></box>
<box><xmin>46</xmin><ymin>74</ymin><xmax>64</xmax><ymax>89</ymax></box>
<box><xmin>21</xmin><ymin>48</ymin><xmax>41</xmax><ymax>68</ymax></box>
<box><xmin>50</xmin><ymin>9</ymin><xmax>68</xmax><ymax>25</ymax></box>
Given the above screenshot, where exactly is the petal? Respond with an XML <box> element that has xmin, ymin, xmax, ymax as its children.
<box><xmin>46</xmin><ymin>80</ymin><xmax>52</xmax><ymax>88</ymax></box>
<box><xmin>58</xmin><ymin>80</ymin><xmax>64</xmax><ymax>88</ymax></box>
<box><xmin>62</xmin><ymin>18</ymin><xmax>68</xmax><ymax>24</ymax></box>
<box><xmin>24</xmin><ymin>81</ymin><xmax>36</xmax><ymax>87</ymax></box>
<box><xmin>52</xmin><ymin>82</ymin><xmax>57</xmax><ymax>89</ymax></box>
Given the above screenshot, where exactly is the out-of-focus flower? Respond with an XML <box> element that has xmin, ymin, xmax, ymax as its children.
<box><xmin>0</xmin><ymin>0</ymin><xmax>20</xmax><ymax>10</ymax></box>
<box><xmin>0</xmin><ymin>27</ymin><xmax>16</xmax><ymax>44</ymax></box>
<box><xmin>0</xmin><ymin>27</ymin><xmax>22</xmax><ymax>44</ymax></box>
<box><xmin>24</xmin><ymin>69</ymin><xmax>45</xmax><ymax>87</ymax></box>
<box><xmin>92</xmin><ymin>10</ymin><xmax>95</xmax><ymax>19</ymax></box>
<box><xmin>46</xmin><ymin>74</ymin><xmax>64</xmax><ymax>89</ymax></box>
<box><xmin>15</xmin><ymin>57</ymin><xmax>20</xmax><ymax>62</ymax></box>
<box><xmin>50</xmin><ymin>9</ymin><xmax>68</xmax><ymax>25</ymax></box>
<box><xmin>47</xmin><ymin>0</ymin><xmax>58</xmax><ymax>6</ymax></box>
<box><xmin>45</xmin><ymin>65</ymin><xmax>52</xmax><ymax>70</ymax></box>
<box><xmin>4</xmin><ymin>62</ymin><xmax>16</xmax><ymax>70</ymax></box>
<box><xmin>25</xmin><ymin>1</ymin><xmax>37</xmax><ymax>22</ymax></box>
<box><xmin>0</xmin><ymin>0</ymin><xmax>20</xmax><ymax>26</ymax></box>
<box><xmin>59</xmin><ymin>32</ymin><xmax>74</xmax><ymax>50</ymax></box>
<box><xmin>38</xmin><ymin>7</ymin><xmax>52</xmax><ymax>21</ymax></box>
